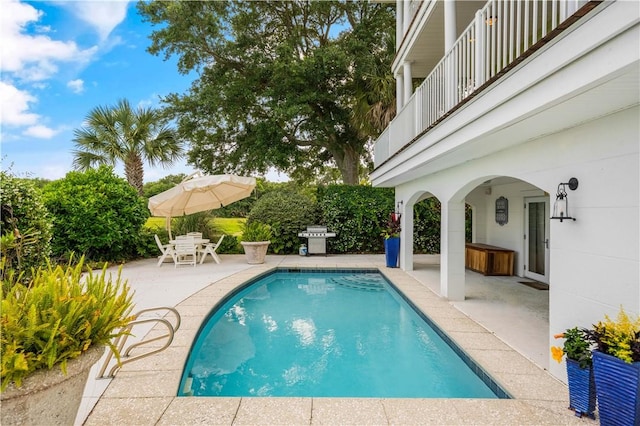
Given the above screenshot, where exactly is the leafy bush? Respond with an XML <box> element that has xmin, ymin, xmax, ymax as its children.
<box><xmin>1</xmin><ymin>257</ymin><xmax>134</xmax><ymax>390</ymax></box>
<box><xmin>319</xmin><ymin>185</ymin><xmax>393</xmax><ymax>253</ymax></box>
<box><xmin>216</xmin><ymin>234</ymin><xmax>242</xmax><ymax>254</ymax></box>
<box><xmin>413</xmin><ymin>198</ymin><xmax>441</xmax><ymax>254</ymax></box>
<box><xmin>172</xmin><ymin>211</ymin><xmax>215</xmax><ymax>239</ymax></box>
<box><xmin>248</xmin><ymin>191</ymin><xmax>317</xmax><ymax>254</ymax></box>
<box><xmin>42</xmin><ymin>166</ymin><xmax>149</xmax><ymax>263</ymax></box>
<box><xmin>0</xmin><ymin>171</ymin><xmax>53</xmax><ymax>275</ymax></box>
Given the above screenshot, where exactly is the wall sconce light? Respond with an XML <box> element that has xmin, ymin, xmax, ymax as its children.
<box><xmin>391</xmin><ymin>200</ymin><xmax>403</xmax><ymax>223</ymax></box>
<box><xmin>551</xmin><ymin>178</ymin><xmax>578</xmax><ymax>222</ymax></box>
<box><xmin>485</xmin><ymin>16</ymin><xmax>498</xmax><ymax>26</ymax></box>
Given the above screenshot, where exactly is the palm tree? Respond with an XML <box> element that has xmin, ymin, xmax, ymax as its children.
<box><xmin>72</xmin><ymin>99</ymin><xmax>183</xmax><ymax>195</ymax></box>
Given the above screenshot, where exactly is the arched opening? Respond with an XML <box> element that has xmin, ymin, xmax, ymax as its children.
<box><xmin>404</xmin><ymin>176</ymin><xmax>552</xmax><ymax>368</ymax></box>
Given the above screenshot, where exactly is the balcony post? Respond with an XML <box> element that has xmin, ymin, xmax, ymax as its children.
<box><xmin>474</xmin><ymin>9</ymin><xmax>485</xmax><ymax>88</ymax></box>
<box><xmin>403</xmin><ymin>61</ymin><xmax>413</xmax><ymax>106</ymax></box>
<box><xmin>396</xmin><ymin>0</ymin><xmax>403</xmax><ymax>50</ymax></box>
<box><xmin>403</xmin><ymin>0</ymin><xmax>411</xmax><ymax>34</ymax></box>
<box><xmin>444</xmin><ymin>0</ymin><xmax>457</xmax><ymax>51</ymax></box>
<box><xmin>396</xmin><ymin>72</ymin><xmax>404</xmax><ymax>110</ymax></box>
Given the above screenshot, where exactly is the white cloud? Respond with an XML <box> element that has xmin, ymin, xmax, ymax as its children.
<box><xmin>23</xmin><ymin>124</ymin><xmax>58</xmax><ymax>139</ymax></box>
<box><xmin>67</xmin><ymin>79</ymin><xmax>84</xmax><ymax>94</ymax></box>
<box><xmin>0</xmin><ymin>0</ymin><xmax>98</xmax><ymax>82</ymax></box>
<box><xmin>66</xmin><ymin>1</ymin><xmax>131</xmax><ymax>41</ymax></box>
<box><xmin>0</xmin><ymin>81</ymin><xmax>40</xmax><ymax>126</ymax></box>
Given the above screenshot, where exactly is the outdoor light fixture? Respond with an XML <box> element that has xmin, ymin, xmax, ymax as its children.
<box><xmin>391</xmin><ymin>200</ymin><xmax>403</xmax><ymax>223</ymax></box>
<box><xmin>551</xmin><ymin>178</ymin><xmax>578</xmax><ymax>222</ymax></box>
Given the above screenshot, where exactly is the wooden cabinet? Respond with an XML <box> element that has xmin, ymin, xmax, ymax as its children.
<box><xmin>465</xmin><ymin>243</ymin><xmax>514</xmax><ymax>276</ymax></box>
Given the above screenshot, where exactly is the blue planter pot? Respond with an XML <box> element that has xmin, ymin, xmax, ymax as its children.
<box><xmin>384</xmin><ymin>237</ymin><xmax>400</xmax><ymax>268</ymax></box>
<box><xmin>592</xmin><ymin>350</ymin><xmax>640</xmax><ymax>426</ymax></box>
<box><xmin>565</xmin><ymin>359</ymin><xmax>596</xmax><ymax>419</ymax></box>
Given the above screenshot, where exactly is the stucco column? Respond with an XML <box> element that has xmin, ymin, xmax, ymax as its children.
<box><xmin>396</xmin><ymin>0</ymin><xmax>404</xmax><ymax>50</ymax></box>
<box><xmin>396</xmin><ymin>73</ymin><xmax>404</xmax><ymax>110</ymax></box>
<box><xmin>400</xmin><ymin>201</ymin><xmax>414</xmax><ymax>271</ymax></box>
<box><xmin>440</xmin><ymin>200</ymin><xmax>465</xmax><ymax>301</ymax></box>
<box><xmin>444</xmin><ymin>0</ymin><xmax>457</xmax><ymax>51</ymax></box>
<box><xmin>403</xmin><ymin>61</ymin><xmax>413</xmax><ymax>105</ymax></box>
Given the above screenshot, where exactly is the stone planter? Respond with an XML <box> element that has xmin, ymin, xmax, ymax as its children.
<box><xmin>1</xmin><ymin>345</ymin><xmax>105</xmax><ymax>426</ymax></box>
<box><xmin>241</xmin><ymin>241</ymin><xmax>270</xmax><ymax>264</ymax></box>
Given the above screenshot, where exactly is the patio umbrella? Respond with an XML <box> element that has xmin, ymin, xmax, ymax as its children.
<box><xmin>148</xmin><ymin>172</ymin><xmax>256</xmax><ymax>238</ymax></box>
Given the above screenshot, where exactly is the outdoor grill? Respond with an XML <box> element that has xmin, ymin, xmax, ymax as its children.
<box><xmin>298</xmin><ymin>225</ymin><xmax>336</xmax><ymax>255</ymax></box>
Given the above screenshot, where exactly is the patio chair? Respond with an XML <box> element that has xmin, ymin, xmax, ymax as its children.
<box><xmin>174</xmin><ymin>237</ymin><xmax>197</xmax><ymax>267</ymax></box>
<box><xmin>154</xmin><ymin>234</ymin><xmax>176</xmax><ymax>267</ymax></box>
<box><xmin>197</xmin><ymin>235</ymin><xmax>225</xmax><ymax>264</ymax></box>
<box><xmin>186</xmin><ymin>232</ymin><xmax>203</xmax><ymax>238</ymax></box>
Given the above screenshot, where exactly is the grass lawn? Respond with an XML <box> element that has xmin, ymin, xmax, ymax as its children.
<box><xmin>145</xmin><ymin>217</ymin><xmax>245</xmax><ymax>236</ymax></box>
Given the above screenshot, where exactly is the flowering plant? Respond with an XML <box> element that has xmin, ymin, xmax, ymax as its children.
<box><xmin>585</xmin><ymin>306</ymin><xmax>640</xmax><ymax>364</ymax></box>
<box><xmin>551</xmin><ymin>327</ymin><xmax>592</xmax><ymax>369</ymax></box>
<box><xmin>382</xmin><ymin>212</ymin><xmax>401</xmax><ymax>239</ymax></box>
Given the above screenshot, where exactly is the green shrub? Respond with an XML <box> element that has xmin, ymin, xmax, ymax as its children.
<box><xmin>248</xmin><ymin>191</ymin><xmax>317</xmax><ymax>254</ymax></box>
<box><xmin>1</xmin><ymin>257</ymin><xmax>134</xmax><ymax>390</ymax></box>
<box><xmin>0</xmin><ymin>171</ymin><xmax>53</xmax><ymax>275</ymax></box>
<box><xmin>216</xmin><ymin>234</ymin><xmax>242</xmax><ymax>254</ymax></box>
<box><xmin>172</xmin><ymin>211</ymin><xmax>215</xmax><ymax>239</ymax></box>
<box><xmin>42</xmin><ymin>166</ymin><xmax>149</xmax><ymax>263</ymax></box>
<box><xmin>413</xmin><ymin>198</ymin><xmax>441</xmax><ymax>254</ymax></box>
<box><xmin>318</xmin><ymin>185</ymin><xmax>393</xmax><ymax>253</ymax></box>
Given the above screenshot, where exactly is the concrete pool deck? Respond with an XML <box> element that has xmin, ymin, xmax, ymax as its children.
<box><xmin>80</xmin><ymin>254</ymin><xmax>591</xmax><ymax>425</ymax></box>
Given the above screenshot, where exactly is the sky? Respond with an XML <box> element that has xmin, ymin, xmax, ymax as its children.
<box><xmin>0</xmin><ymin>0</ymin><xmax>288</xmax><ymax>183</ymax></box>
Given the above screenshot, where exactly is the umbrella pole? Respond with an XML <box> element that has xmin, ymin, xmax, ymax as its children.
<box><xmin>166</xmin><ymin>216</ymin><xmax>173</xmax><ymax>240</ymax></box>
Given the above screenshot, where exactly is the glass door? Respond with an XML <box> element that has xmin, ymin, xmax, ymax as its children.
<box><xmin>524</xmin><ymin>197</ymin><xmax>549</xmax><ymax>283</ymax></box>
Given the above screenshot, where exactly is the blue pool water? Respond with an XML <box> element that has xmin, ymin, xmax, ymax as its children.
<box><xmin>179</xmin><ymin>270</ymin><xmax>503</xmax><ymax>398</ymax></box>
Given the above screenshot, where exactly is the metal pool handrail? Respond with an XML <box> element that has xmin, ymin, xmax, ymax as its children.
<box><xmin>97</xmin><ymin>306</ymin><xmax>181</xmax><ymax>379</ymax></box>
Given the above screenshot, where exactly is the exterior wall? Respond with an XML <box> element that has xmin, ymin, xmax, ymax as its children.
<box><xmin>395</xmin><ymin>105</ymin><xmax>639</xmax><ymax>380</ymax></box>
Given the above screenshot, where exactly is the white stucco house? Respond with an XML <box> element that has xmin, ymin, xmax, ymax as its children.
<box><xmin>371</xmin><ymin>0</ymin><xmax>639</xmax><ymax>381</ymax></box>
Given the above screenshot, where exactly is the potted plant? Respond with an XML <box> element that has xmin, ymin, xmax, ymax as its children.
<box><xmin>240</xmin><ymin>221</ymin><xmax>273</xmax><ymax>264</ymax></box>
<box><xmin>0</xmin><ymin>256</ymin><xmax>134</xmax><ymax>426</ymax></box>
<box><xmin>551</xmin><ymin>327</ymin><xmax>596</xmax><ymax>418</ymax></box>
<box><xmin>586</xmin><ymin>307</ymin><xmax>640</xmax><ymax>426</ymax></box>
<box><xmin>382</xmin><ymin>212</ymin><xmax>401</xmax><ymax>268</ymax></box>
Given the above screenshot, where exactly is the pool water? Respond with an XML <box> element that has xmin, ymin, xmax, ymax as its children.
<box><xmin>179</xmin><ymin>270</ymin><xmax>501</xmax><ymax>398</ymax></box>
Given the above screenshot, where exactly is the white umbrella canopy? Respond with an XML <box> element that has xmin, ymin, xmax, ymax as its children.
<box><xmin>148</xmin><ymin>172</ymin><xmax>256</xmax><ymax>238</ymax></box>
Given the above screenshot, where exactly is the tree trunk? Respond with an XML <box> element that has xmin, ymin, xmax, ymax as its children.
<box><xmin>332</xmin><ymin>146</ymin><xmax>360</xmax><ymax>185</ymax></box>
<box><xmin>124</xmin><ymin>154</ymin><xmax>145</xmax><ymax>196</ymax></box>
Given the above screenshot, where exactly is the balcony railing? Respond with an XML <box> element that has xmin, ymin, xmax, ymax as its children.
<box><xmin>376</xmin><ymin>0</ymin><xmax>593</xmax><ymax>167</ymax></box>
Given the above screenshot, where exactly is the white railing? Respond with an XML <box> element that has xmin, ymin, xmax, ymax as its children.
<box><xmin>375</xmin><ymin>0</ymin><xmax>590</xmax><ymax>167</ymax></box>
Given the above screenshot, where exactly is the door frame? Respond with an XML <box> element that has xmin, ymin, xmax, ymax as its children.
<box><xmin>524</xmin><ymin>196</ymin><xmax>550</xmax><ymax>283</ymax></box>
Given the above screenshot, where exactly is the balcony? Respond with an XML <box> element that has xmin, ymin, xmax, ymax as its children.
<box><xmin>375</xmin><ymin>0</ymin><xmax>596</xmax><ymax>168</ymax></box>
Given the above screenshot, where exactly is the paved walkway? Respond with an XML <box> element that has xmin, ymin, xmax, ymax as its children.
<box><xmin>77</xmin><ymin>254</ymin><xmax>588</xmax><ymax>425</ymax></box>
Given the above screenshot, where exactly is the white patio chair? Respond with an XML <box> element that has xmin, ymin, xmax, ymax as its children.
<box><xmin>174</xmin><ymin>237</ymin><xmax>197</xmax><ymax>267</ymax></box>
<box><xmin>197</xmin><ymin>235</ymin><xmax>225</xmax><ymax>264</ymax></box>
<box><xmin>154</xmin><ymin>234</ymin><xmax>176</xmax><ymax>267</ymax></box>
<box><xmin>186</xmin><ymin>232</ymin><xmax>203</xmax><ymax>238</ymax></box>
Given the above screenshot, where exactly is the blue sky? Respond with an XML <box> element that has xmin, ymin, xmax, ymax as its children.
<box><xmin>1</xmin><ymin>0</ymin><xmax>288</xmax><ymax>182</ymax></box>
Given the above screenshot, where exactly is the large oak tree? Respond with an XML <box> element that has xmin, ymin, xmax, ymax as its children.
<box><xmin>138</xmin><ymin>0</ymin><xmax>395</xmax><ymax>184</ymax></box>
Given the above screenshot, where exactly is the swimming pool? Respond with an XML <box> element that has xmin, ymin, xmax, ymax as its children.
<box><xmin>179</xmin><ymin>269</ymin><xmax>507</xmax><ymax>398</ymax></box>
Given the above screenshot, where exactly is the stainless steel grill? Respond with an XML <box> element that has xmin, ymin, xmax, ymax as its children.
<box><xmin>297</xmin><ymin>225</ymin><xmax>336</xmax><ymax>255</ymax></box>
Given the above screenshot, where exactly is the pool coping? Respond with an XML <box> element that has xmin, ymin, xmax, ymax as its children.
<box><xmin>84</xmin><ymin>261</ymin><xmax>588</xmax><ymax>425</ymax></box>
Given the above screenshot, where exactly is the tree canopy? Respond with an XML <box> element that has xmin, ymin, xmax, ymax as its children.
<box><xmin>138</xmin><ymin>0</ymin><xmax>395</xmax><ymax>185</ymax></box>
